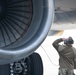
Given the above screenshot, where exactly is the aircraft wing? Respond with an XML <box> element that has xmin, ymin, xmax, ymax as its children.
<box><xmin>52</xmin><ymin>0</ymin><xmax>76</xmax><ymax>30</ymax></box>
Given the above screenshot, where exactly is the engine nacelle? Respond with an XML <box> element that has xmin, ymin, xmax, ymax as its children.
<box><xmin>0</xmin><ymin>0</ymin><xmax>54</xmax><ymax>64</ymax></box>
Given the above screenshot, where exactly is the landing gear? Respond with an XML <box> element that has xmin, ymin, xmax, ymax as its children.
<box><xmin>28</xmin><ymin>53</ymin><xmax>43</xmax><ymax>75</ymax></box>
<box><xmin>0</xmin><ymin>53</ymin><xmax>43</xmax><ymax>75</ymax></box>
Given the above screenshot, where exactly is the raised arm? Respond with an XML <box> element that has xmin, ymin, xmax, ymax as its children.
<box><xmin>52</xmin><ymin>38</ymin><xmax>63</xmax><ymax>50</ymax></box>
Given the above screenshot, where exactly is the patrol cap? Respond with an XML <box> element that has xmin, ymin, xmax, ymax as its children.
<box><xmin>64</xmin><ymin>37</ymin><xmax>74</xmax><ymax>44</ymax></box>
<box><xmin>68</xmin><ymin>37</ymin><xmax>74</xmax><ymax>44</ymax></box>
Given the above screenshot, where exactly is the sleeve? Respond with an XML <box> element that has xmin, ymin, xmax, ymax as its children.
<box><xmin>52</xmin><ymin>38</ymin><xmax>63</xmax><ymax>50</ymax></box>
<box><xmin>72</xmin><ymin>47</ymin><xmax>76</xmax><ymax>69</ymax></box>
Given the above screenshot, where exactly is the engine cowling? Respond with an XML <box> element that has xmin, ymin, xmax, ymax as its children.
<box><xmin>0</xmin><ymin>0</ymin><xmax>54</xmax><ymax>64</ymax></box>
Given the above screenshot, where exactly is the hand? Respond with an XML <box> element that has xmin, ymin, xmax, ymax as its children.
<box><xmin>62</xmin><ymin>38</ymin><xmax>67</xmax><ymax>41</ymax></box>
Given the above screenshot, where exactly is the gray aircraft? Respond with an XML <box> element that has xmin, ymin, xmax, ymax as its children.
<box><xmin>0</xmin><ymin>0</ymin><xmax>75</xmax><ymax>75</ymax></box>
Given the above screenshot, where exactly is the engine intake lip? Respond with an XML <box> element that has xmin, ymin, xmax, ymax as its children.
<box><xmin>0</xmin><ymin>0</ymin><xmax>54</xmax><ymax>64</ymax></box>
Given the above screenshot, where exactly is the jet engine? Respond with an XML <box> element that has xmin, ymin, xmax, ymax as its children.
<box><xmin>0</xmin><ymin>0</ymin><xmax>54</xmax><ymax>64</ymax></box>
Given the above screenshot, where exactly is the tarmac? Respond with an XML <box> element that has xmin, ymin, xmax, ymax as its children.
<box><xmin>36</xmin><ymin>29</ymin><xmax>76</xmax><ymax>75</ymax></box>
<box><xmin>35</xmin><ymin>10</ymin><xmax>76</xmax><ymax>75</ymax></box>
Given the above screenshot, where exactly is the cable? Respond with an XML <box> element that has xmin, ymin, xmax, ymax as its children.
<box><xmin>41</xmin><ymin>46</ymin><xmax>76</xmax><ymax>75</ymax></box>
<box><xmin>41</xmin><ymin>46</ymin><xmax>58</xmax><ymax>67</ymax></box>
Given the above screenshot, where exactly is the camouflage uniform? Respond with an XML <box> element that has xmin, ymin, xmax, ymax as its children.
<box><xmin>52</xmin><ymin>38</ymin><xmax>76</xmax><ymax>75</ymax></box>
<box><xmin>58</xmin><ymin>68</ymin><xmax>75</xmax><ymax>75</ymax></box>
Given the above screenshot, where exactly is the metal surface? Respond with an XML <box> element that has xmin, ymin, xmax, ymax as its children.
<box><xmin>0</xmin><ymin>0</ymin><xmax>32</xmax><ymax>48</ymax></box>
<box><xmin>51</xmin><ymin>0</ymin><xmax>76</xmax><ymax>30</ymax></box>
<box><xmin>55</xmin><ymin>0</ymin><xmax>76</xmax><ymax>12</ymax></box>
<box><xmin>51</xmin><ymin>10</ymin><xmax>76</xmax><ymax>30</ymax></box>
<box><xmin>0</xmin><ymin>0</ymin><xmax>54</xmax><ymax>64</ymax></box>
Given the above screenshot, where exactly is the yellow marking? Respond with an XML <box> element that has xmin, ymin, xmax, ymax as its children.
<box><xmin>55</xmin><ymin>30</ymin><xmax>63</xmax><ymax>36</ymax></box>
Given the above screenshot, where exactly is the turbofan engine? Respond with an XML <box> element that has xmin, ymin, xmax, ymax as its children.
<box><xmin>0</xmin><ymin>0</ymin><xmax>54</xmax><ymax>64</ymax></box>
